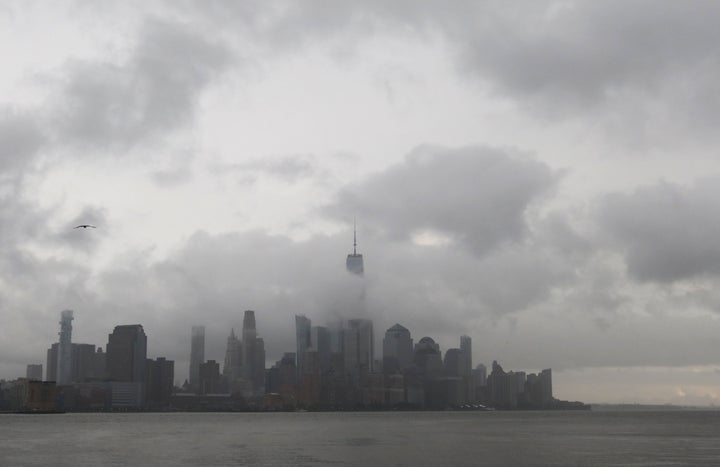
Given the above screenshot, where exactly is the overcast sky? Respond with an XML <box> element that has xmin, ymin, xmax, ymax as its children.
<box><xmin>3</xmin><ymin>0</ymin><xmax>720</xmax><ymax>405</ymax></box>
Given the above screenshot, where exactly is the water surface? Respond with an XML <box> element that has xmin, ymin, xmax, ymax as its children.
<box><xmin>2</xmin><ymin>411</ymin><xmax>719</xmax><ymax>465</ymax></box>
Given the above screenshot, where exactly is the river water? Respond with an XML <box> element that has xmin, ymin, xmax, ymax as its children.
<box><xmin>2</xmin><ymin>410</ymin><xmax>720</xmax><ymax>465</ymax></box>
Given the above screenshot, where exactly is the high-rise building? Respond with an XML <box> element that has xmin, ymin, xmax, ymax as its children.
<box><xmin>414</xmin><ymin>336</ymin><xmax>442</xmax><ymax>376</ymax></box>
<box><xmin>106</xmin><ymin>325</ymin><xmax>147</xmax><ymax>383</ymax></box>
<box><xmin>222</xmin><ymin>328</ymin><xmax>242</xmax><ymax>387</ymax></box>
<box><xmin>473</xmin><ymin>363</ymin><xmax>487</xmax><ymax>388</ymax></box>
<box><xmin>443</xmin><ymin>348</ymin><xmax>462</xmax><ymax>376</ymax></box>
<box><xmin>72</xmin><ymin>343</ymin><xmax>103</xmax><ymax>382</ymax></box>
<box><xmin>198</xmin><ymin>360</ymin><xmax>222</xmax><ymax>394</ymax></box>
<box><xmin>46</xmin><ymin>343</ymin><xmax>58</xmax><ymax>381</ymax></box>
<box><xmin>295</xmin><ymin>315</ymin><xmax>311</xmax><ymax>379</ymax></box>
<box><xmin>311</xmin><ymin>326</ymin><xmax>331</xmax><ymax>373</ymax></box>
<box><xmin>382</xmin><ymin>323</ymin><xmax>413</xmax><ymax>374</ymax></box>
<box><xmin>47</xmin><ymin>343</ymin><xmax>104</xmax><ymax>383</ymax></box>
<box><xmin>539</xmin><ymin>368</ymin><xmax>552</xmax><ymax>405</ymax></box>
<box><xmin>26</xmin><ymin>364</ymin><xmax>43</xmax><ymax>381</ymax></box>
<box><xmin>57</xmin><ymin>310</ymin><xmax>74</xmax><ymax>385</ymax></box>
<box><xmin>146</xmin><ymin>357</ymin><xmax>174</xmax><ymax>408</ymax></box>
<box><xmin>189</xmin><ymin>326</ymin><xmax>205</xmax><ymax>392</ymax></box>
<box><xmin>344</xmin><ymin>318</ymin><xmax>374</xmax><ymax>385</ymax></box>
<box><xmin>241</xmin><ymin>310</ymin><xmax>265</xmax><ymax>396</ymax></box>
<box><xmin>346</xmin><ymin>222</ymin><xmax>364</xmax><ymax>276</ymax></box>
<box><xmin>459</xmin><ymin>335</ymin><xmax>473</xmax><ymax>402</ymax></box>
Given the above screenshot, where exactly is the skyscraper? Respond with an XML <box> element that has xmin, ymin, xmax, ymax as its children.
<box><xmin>295</xmin><ymin>315</ymin><xmax>311</xmax><ymax>378</ymax></box>
<box><xmin>382</xmin><ymin>323</ymin><xmax>413</xmax><ymax>374</ymax></box>
<box><xmin>26</xmin><ymin>364</ymin><xmax>43</xmax><ymax>381</ymax></box>
<box><xmin>346</xmin><ymin>318</ymin><xmax>374</xmax><ymax>378</ymax></box>
<box><xmin>460</xmin><ymin>335</ymin><xmax>473</xmax><ymax>402</ymax></box>
<box><xmin>222</xmin><ymin>328</ymin><xmax>242</xmax><ymax>387</ymax></box>
<box><xmin>106</xmin><ymin>324</ymin><xmax>147</xmax><ymax>383</ymax></box>
<box><xmin>311</xmin><ymin>326</ymin><xmax>331</xmax><ymax>373</ymax></box>
<box><xmin>241</xmin><ymin>310</ymin><xmax>266</xmax><ymax>396</ymax></box>
<box><xmin>189</xmin><ymin>326</ymin><xmax>205</xmax><ymax>392</ymax></box>
<box><xmin>346</xmin><ymin>222</ymin><xmax>364</xmax><ymax>276</ymax></box>
<box><xmin>57</xmin><ymin>310</ymin><xmax>74</xmax><ymax>385</ymax></box>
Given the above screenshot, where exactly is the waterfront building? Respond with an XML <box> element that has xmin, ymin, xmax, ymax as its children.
<box><xmin>414</xmin><ymin>337</ymin><xmax>443</xmax><ymax>377</ymax></box>
<box><xmin>295</xmin><ymin>315</ymin><xmax>311</xmax><ymax>379</ymax></box>
<box><xmin>347</xmin><ymin>318</ymin><xmax>374</xmax><ymax>374</ymax></box>
<box><xmin>106</xmin><ymin>324</ymin><xmax>147</xmax><ymax>383</ymax></box>
<box><xmin>26</xmin><ymin>364</ymin><xmax>43</xmax><ymax>381</ymax></box>
<box><xmin>460</xmin><ymin>335</ymin><xmax>473</xmax><ymax>402</ymax></box>
<box><xmin>265</xmin><ymin>353</ymin><xmax>296</xmax><ymax>403</ymax></box>
<box><xmin>57</xmin><ymin>310</ymin><xmax>74</xmax><ymax>385</ymax></box>
<box><xmin>382</xmin><ymin>323</ymin><xmax>413</xmax><ymax>375</ymax></box>
<box><xmin>198</xmin><ymin>360</ymin><xmax>222</xmax><ymax>394</ymax></box>
<box><xmin>222</xmin><ymin>328</ymin><xmax>242</xmax><ymax>389</ymax></box>
<box><xmin>46</xmin><ymin>343</ymin><xmax>58</xmax><ymax>381</ymax></box>
<box><xmin>474</xmin><ymin>363</ymin><xmax>487</xmax><ymax>388</ymax></box>
<box><xmin>146</xmin><ymin>357</ymin><xmax>174</xmax><ymax>408</ymax></box>
<box><xmin>241</xmin><ymin>310</ymin><xmax>266</xmax><ymax>397</ymax></box>
<box><xmin>311</xmin><ymin>326</ymin><xmax>331</xmax><ymax>373</ymax></box>
<box><xmin>189</xmin><ymin>326</ymin><xmax>205</xmax><ymax>393</ymax></box>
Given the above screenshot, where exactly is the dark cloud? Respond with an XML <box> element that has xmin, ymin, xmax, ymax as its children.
<box><xmin>599</xmin><ymin>178</ymin><xmax>720</xmax><ymax>283</ymax></box>
<box><xmin>326</xmin><ymin>145</ymin><xmax>558</xmax><ymax>255</ymax></box>
<box><xmin>55</xmin><ymin>18</ymin><xmax>232</xmax><ymax>149</ymax></box>
<box><xmin>448</xmin><ymin>1</ymin><xmax>720</xmax><ymax>107</ymax></box>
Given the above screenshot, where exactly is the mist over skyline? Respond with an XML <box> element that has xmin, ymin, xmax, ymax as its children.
<box><xmin>2</xmin><ymin>1</ymin><xmax>720</xmax><ymax>405</ymax></box>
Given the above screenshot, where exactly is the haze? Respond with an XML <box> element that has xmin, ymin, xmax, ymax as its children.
<box><xmin>2</xmin><ymin>0</ymin><xmax>720</xmax><ymax>405</ymax></box>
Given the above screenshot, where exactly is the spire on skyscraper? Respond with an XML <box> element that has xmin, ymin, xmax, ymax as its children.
<box><xmin>346</xmin><ymin>219</ymin><xmax>364</xmax><ymax>276</ymax></box>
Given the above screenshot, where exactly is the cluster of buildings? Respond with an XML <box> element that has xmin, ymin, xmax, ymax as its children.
<box><xmin>1</xmin><ymin>230</ymin><xmax>578</xmax><ymax>412</ymax></box>
<box><xmin>0</xmin><ymin>310</ymin><xmax>173</xmax><ymax>412</ymax></box>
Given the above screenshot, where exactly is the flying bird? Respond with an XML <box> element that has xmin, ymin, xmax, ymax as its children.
<box><xmin>74</xmin><ymin>224</ymin><xmax>97</xmax><ymax>229</ymax></box>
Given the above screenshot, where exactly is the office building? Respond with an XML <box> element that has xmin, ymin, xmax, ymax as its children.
<box><xmin>57</xmin><ymin>310</ymin><xmax>73</xmax><ymax>385</ymax></box>
<box><xmin>26</xmin><ymin>364</ymin><xmax>43</xmax><ymax>381</ymax></box>
<box><xmin>146</xmin><ymin>357</ymin><xmax>174</xmax><ymax>408</ymax></box>
<box><xmin>382</xmin><ymin>323</ymin><xmax>413</xmax><ymax>374</ymax></box>
<box><xmin>189</xmin><ymin>326</ymin><xmax>205</xmax><ymax>392</ymax></box>
<box><xmin>222</xmin><ymin>328</ymin><xmax>242</xmax><ymax>389</ymax></box>
<box><xmin>106</xmin><ymin>324</ymin><xmax>147</xmax><ymax>383</ymax></box>
<box><xmin>295</xmin><ymin>315</ymin><xmax>311</xmax><ymax>379</ymax></box>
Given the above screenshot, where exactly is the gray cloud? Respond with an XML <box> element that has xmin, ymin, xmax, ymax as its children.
<box><xmin>55</xmin><ymin>18</ymin><xmax>232</xmax><ymax>149</ymax></box>
<box><xmin>0</xmin><ymin>109</ymin><xmax>45</xmax><ymax>171</ymax></box>
<box><xmin>599</xmin><ymin>178</ymin><xmax>720</xmax><ymax>283</ymax></box>
<box><xmin>217</xmin><ymin>154</ymin><xmax>318</xmax><ymax>183</ymax></box>
<box><xmin>326</xmin><ymin>145</ymin><xmax>558</xmax><ymax>255</ymax></box>
<box><xmin>53</xmin><ymin>206</ymin><xmax>107</xmax><ymax>252</ymax></box>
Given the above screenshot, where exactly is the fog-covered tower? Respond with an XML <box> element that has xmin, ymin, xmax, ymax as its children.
<box><xmin>346</xmin><ymin>222</ymin><xmax>364</xmax><ymax>276</ymax></box>
<box><xmin>56</xmin><ymin>310</ymin><xmax>74</xmax><ymax>385</ymax></box>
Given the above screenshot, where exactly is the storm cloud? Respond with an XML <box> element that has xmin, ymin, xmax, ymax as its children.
<box><xmin>327</xmin><ymin>145</ymin><xmax>558</xmax><ymax>255</ymax></box>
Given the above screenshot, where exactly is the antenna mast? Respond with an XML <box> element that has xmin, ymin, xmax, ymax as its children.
<box><xmin>353</xmin><ymin>218</ymin><xmax>357</xmax><ymax>255</ymax></box>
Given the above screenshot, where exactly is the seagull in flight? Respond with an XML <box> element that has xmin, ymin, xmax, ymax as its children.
<box><xmin>74</xmin><ymin>224</ymin><xmax>97</xmax><ymax>229</ymax></box>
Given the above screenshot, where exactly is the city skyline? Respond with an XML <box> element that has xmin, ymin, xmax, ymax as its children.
<box><xmin>3</xmin><ymin>1</ymin><xmax>720</xmax><ymax>406</ymax></box>
<box><xmin>18</xmin><ymin>307</ymin><xmax>559</xmax><ymax>411</ymax></box>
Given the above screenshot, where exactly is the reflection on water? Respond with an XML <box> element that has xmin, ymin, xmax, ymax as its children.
<box><xmin>2</xmin><ymin>411</ymin><xmax>720</xmax><ymax>466</ymax></box>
